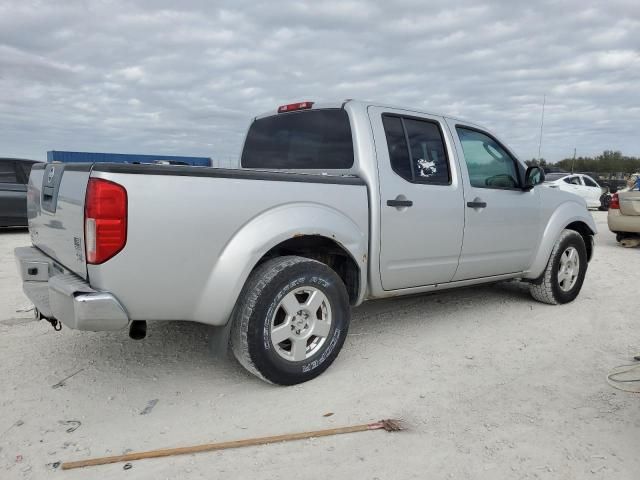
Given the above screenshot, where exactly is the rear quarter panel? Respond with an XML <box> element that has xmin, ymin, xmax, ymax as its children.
<box><xmin>87</xmin><ymin>171</ymin><xmax>368</xmax><ymax>325</ymax></box>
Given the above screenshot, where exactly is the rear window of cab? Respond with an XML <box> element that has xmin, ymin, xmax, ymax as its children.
<box><xmin>241</xmin><ymin>109</ymin><xmax>354</xmax><ymax>169</ymax></box>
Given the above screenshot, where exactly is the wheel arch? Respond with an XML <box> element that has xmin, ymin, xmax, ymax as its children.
<box><xmin>525</xmin><ymin>201</ymin><xmax>596</xmax><ymax>280</ymax></box>
<box><xmin>255</xmin><ymin>235</ymin><xmax>362</xmax><ymax>305</ymax></box>
<box><xmin>565</xmin><ymin>220</ymin><xmax>594</xmax><ymax>261</ymax></box>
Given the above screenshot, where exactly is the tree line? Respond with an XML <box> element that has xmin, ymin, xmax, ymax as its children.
<box><xmin>526</xmin><ymin>151</ymin><xmax>640</xmax><ymax>174</ymax></box>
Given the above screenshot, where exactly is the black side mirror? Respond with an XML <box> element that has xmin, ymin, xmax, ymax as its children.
<box><xmin>523</xmin><ymin>166</ymin><xmax>545</xmax><ymax>190</ymax></box>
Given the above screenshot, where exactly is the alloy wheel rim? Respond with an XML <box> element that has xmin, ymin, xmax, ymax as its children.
<box><xmin>270</xmin><ymin>287</ymin><xmax>332</xmax><ymax>362</ymax></box>
<box><xmin>558</xmin><ymin>246</ymin><xmax>580</xmax><ymax>292</ymax></box>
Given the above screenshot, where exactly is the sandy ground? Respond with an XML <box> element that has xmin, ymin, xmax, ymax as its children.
<box><xmin>0</xmin><ymin>211</ymin><xmax>639</xmax><ymax>479</ymax></box>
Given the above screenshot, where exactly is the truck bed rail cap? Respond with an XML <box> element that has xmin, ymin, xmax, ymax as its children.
<box><xmin>91</xmin><ymin>163</ymin><xmax>365</xmax><ymax>186</ymax></box>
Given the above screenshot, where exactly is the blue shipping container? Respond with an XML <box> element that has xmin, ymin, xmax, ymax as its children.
<box><xmin>47</xmin><ymin>151</ymin><xmax>211</xmax><ymax>167</ymax></box>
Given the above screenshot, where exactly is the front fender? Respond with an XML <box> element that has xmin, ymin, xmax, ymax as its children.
<box><xmin>193</xmin><ymin>202</ymin><xmax>368</xmax><ymax>326</ymax></box>
<box><xmin>525</xmin><ymin>200</ymin><xmax>596</xmax><ymax>279</ymax></box>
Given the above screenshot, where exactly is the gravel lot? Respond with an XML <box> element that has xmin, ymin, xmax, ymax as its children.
<box><xmin>1</xmin><ymin>211</ymin><xmax>638</xmax><ymax>479</ymax></box>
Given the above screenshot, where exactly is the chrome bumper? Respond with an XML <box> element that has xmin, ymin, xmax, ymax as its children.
<box><xmin>15</xmin><ymin>246</ymin><xmax>129</xmax><ymax>331</ymax></box>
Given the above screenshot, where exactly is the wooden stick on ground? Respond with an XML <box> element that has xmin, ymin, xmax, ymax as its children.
<box><xmin>61</xmin><ymin>419</ymin><xmax>403</xmax><ymax>471</ymax></box>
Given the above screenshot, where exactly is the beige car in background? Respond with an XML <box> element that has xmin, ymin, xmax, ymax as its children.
<box><xmin>608</xmin><ymin>175</ymin><xmax>640</xmax><ymax>242</ymax></box>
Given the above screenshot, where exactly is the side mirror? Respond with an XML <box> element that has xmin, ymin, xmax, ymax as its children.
<box><xmin>523</xmin><ymin>166</ymin><xmax>545</xmax><ymax>190</ymax></box>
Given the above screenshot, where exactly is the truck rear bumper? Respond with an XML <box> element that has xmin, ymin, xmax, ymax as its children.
<box><xmin>15</xmin><ymin>246</ymin><xmax>129</xmax><ymax>331</ymax></box>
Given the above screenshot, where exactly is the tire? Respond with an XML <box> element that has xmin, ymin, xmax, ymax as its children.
<box><xmin>231</xmin><ymin>256</ymin><xmax>350</xmax><ymax>385</ymax></box>
<box><xmin>529</xmin><ymin>229</ymin><xmax>588</xmax><ymax>305</ymax></box>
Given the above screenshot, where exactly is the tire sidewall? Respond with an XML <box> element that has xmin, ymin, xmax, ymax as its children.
<box><xmin>549</xmin><ymin>233</ymin><xmax>588</xmax><ymax>304</ymax></box>
<box><xmin>247</xmin><ymin>261</ymin><xmax>349</xmax><ymax>385</ymax></box>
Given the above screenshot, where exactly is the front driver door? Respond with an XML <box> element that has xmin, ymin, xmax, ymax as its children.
<box><xmin>447</xmin><ymin>121</ymin><xmax>541</xmax><ymax>280</ymax></box>
<box><xmin>370</xmin><ymin>106</ymin><xmax>465</xmax><ymax>290</ymax></box>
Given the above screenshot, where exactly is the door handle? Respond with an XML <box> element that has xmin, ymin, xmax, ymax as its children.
<box><xmin>466</xmin><ymin>200</ymin><xmax>487</xmax><ymax>208</ymax></box>
<box><xmin>387</xmin><ymin>199</ymin><xmax>413</xmax><ymax>207</ymax></box>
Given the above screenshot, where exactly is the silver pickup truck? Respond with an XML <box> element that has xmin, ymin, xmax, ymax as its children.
<box><xmin>15</xmin><ymin>100</ymin><xmax>596</xmax><ymax>385</ymax></box>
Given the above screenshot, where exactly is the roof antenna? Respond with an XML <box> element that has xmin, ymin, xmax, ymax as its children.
<box><xmin>571</xmin><ymin>147</ymin><xmax>576</xmax><ymax>173</ymax></box>
<box><xmin>537</xmin><ymin>94</ymin><xmax>546</xmax><ymax>161</ymax></box>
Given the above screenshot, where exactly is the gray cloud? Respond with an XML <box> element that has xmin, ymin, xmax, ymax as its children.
<box><xmin>1</xmin><ymin>0</ymin><xmax>638</xmax><ymax>165</ymax></box>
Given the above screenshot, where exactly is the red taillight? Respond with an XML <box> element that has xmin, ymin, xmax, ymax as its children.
<box><xmin>609</xmin><ymin>193</ymin><xmax>619</xmax><ymax>210</ymax></box>
<box><xmin>85</xmin><ymin>178</ymin><xmax>127</xmax><ymax>264</ymax></box>
<box><xmin>277</xmin><ymin>101</ymin><xmax>314</xmax><ymax>113</ymax></box>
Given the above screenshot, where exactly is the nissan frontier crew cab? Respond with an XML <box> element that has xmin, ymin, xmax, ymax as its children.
<box><xmin>15</xmin><ymin>100</ymin><xmax>596</xmax><ymax>385</ymax></box>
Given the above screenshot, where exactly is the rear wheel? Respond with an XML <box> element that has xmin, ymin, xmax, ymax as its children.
<box><xmin>231</xmin><ymin>256</ymin><xmax>350</xmax><ymax>385</ymax></box>
<box><xmin>529</xmin><ymin>230</ymin><xmax>588</xmax><ymax>305</ymax></box>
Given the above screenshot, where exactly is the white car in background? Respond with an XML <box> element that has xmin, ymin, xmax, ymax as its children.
<box><xmin>543</xmin><ymin>173</ymin><xmax>603</xmax><ymax>209</ymax></box>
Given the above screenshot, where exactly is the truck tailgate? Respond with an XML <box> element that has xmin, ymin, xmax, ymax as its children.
<box><xmin>28</xmin><ymin>163</ymin><xmax>90</xmax><ymax>279</ymax></box>
<box><xmin>619</xmin><ymin>191</ymin><xmax>640</xmax><ymax>216</ymax></box>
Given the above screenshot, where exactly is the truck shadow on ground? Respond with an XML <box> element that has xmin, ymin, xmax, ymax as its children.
<box><xmin>350</xmin><ymin>280</ymin><xmax>532</xmax><ymax>331</ymax></box>
<box><xmin>29</xmin><ymin>280</ymin><xmax>536</xmax><ymax>384</ymax></box>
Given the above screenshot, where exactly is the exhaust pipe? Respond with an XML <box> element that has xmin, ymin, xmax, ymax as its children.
<box><xmin>129</xmin><ymin>320</ymin><xmax>147</xmax><ymax>340</ymax></box>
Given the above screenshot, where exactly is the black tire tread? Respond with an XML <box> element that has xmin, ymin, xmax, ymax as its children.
<box><xmin>529</xmin><ymin>229</ymin><xmax>585</xmax><ymax>305</ymax></box>
<box><xmin>231</xmin><ymin>255</ymin><xmax>342</xmax><ymax>384</ymax></box>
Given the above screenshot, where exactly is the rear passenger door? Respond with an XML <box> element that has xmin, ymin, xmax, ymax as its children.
<box><xmin>0</xmin><ymin>160</ymin><xmax>28</xmax><ymax>227</ymax></box>
<box><xmin>369</xmin><ymin>106</ymin><xmax>465</xmax><ymax>290</ymax></box>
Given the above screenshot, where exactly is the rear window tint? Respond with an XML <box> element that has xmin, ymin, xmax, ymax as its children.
<box><xmin>382</xmin><ymin>115</ymin><xmax>412</xmax><ymax>181</ymax></box>
<box><xmin>382</xmin><ymin>114</ymin><xmax>451</xmax><ymax>185</ymax></box>
<box><xmin>0</xmin><ymin>161</ymin><xmax>18</xmax><ymax>184</ymax></box>
<box><xmin>241</xmin><ymin>109</ymin><xmax>354</xmax><ymax>169</ymax></box>
<box><xmin>17</xmin><ymin>162</ymin><xmax>36</xmax><ymax>183</ymax></box>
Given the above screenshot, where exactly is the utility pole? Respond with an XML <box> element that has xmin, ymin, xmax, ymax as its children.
<box><xmin>537</xmin><ymin>95</ymin><xmax>546</xmax><ymax>161</ymax></box>
<box><xmin>571</xmin><ymin>148</ymin><xmax>576</xmax><ymax>173</ymax></box>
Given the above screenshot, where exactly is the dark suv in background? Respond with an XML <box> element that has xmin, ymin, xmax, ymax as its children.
<box><xmin>1</xmin><ymin>158</ymin><xmax>41</xmax><ymax>227</ymax></box>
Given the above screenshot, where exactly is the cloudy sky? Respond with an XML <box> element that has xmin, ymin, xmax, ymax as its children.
<box><xmin>1</xmin><ymin>0</ymin><xmax>638</xmax><ymax>166</ymax></box>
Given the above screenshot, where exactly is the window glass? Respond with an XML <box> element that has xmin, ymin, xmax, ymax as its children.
<box><xmin>564</xmin><ymin>176</ymin><xmax>581</xmax><ymax>185</ymax></box>
<box><xmin>382</xmin><ymin>115</ymin><xmax>412</xmax><ymax>181</ymax></box>
<box><xmin>382</xmin><ymin>115</ymin><xmax>450</xmax><ymax>185</ymax></box>
<box><xmin>583</xmin><ymin>176</ymin><xmax>598</xmax><ymax>187</ymax></box>
<box><xmin>241</xmin><ymin>109</ymin><xmax>354</xmax><ymax>169</ymax></box>
<box><xmin>17</xmin><ymin>162</ymin><xmax>36</xmax><ymax>184</ymax></box>
<box><xmin>544</xmin><ymin>173</ymin><xmax>567</xmax><ymax>181</ymax></box>
<box><xmin>0</xmin><ymin>161</ymin><xmax>18</xmax><ymax>184</ymax></box>
<box><xmin>456</xmin><ymin>128</ymin><xmax>520</xmax><ymax>189</ymax></box>
<box><xmin>403</xmin><ymin>118</ymin><xmax>450</xmax><ymax>184</ymax></box>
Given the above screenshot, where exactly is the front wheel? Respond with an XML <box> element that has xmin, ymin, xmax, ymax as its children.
<box><xmin>231</xmin><ymin>256</ymin><xmax>350</xmax><ymax>385</ymax></box>
<box><xmin>529</xmin><ymin>229</ymin><xmax>588</xmax><ymax>305</ymax></box>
